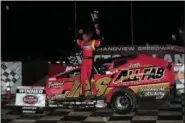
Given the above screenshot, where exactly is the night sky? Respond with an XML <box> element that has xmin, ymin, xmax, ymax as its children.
<box><xmin>2</xmin><ymin>1</ymin><xmax>184</xmax><ymax>61</ymax></box>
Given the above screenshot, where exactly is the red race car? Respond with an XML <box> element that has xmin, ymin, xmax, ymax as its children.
<box><xmin>46</xmin><ymin>54</ymin><xmax>176</xmax><ymax>114</ymax></box>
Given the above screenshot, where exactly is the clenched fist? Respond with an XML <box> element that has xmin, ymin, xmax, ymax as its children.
<box><xmin>78</xmin><ymin>29</ymin><xmax>84</xmax><ymax>34</ymax></box>
<box><xmin>95</xmin><ymin>28</ymin><xmax>100</xmax><ymax>35</ymax></box>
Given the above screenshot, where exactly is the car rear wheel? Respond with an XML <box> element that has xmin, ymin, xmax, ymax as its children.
<box><xmin>111</xmin><ymin>89</ymin><xmax>137</xmax><ymax>114</ymax></box>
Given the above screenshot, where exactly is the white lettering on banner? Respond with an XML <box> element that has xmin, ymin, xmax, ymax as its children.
<box><xmin>99</xmin><ymin>47</ymin><xmax>135</xmax><ymax>51</ymax></box>
<box><xmin>152</xmin><ymin>54</ymin><xmax>184</xmax><ymax>64</ymax></box>
<box><xmin>174</xmin><ymin>54</ymin><xmax>184</xmax><ymax>64</ymax></box>
<box><xmin>164</xmin><ymin>54</ymin><xmax>173</xmax><ymax>62</ymax></box>
<box><xmin>97</xmin><ymin>46</ymin><xmax>176</xmax><ymax>52</ymax></box>
<box><xmin>137</xmin><ymin>46</ymin><xmax>174</xmax><ymax>51</ymax></box>
<box><xmin>19</xmin><ymin>89</ymin><xmax>44</xmax><ymax>94</ymax></box>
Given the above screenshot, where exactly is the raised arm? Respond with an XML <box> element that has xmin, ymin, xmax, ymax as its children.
<box><xmin>95</xmin><ymin>28</ymin><xmax>104</xmax><ymax>46</ymax></box>
<box><xmin>76</xmin><ymin>29</ymin><xmax>83</xmax><ymax>47</ymax></box>
<box><xmin>77</xmin><ymin>29</ymin><xmax>83</xmax><ymax>40</ymax></box>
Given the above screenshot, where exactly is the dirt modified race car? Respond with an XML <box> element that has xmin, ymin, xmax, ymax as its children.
<box><xmin>46</xmin><ymin>54</ymin><xmax>180</xmax><ymax>114</ymax></box>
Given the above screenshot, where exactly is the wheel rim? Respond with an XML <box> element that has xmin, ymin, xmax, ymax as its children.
<box><xmin>115</xmin><ymin>95</ymin><xmax>130</xmax><ymax>110</ymax></box>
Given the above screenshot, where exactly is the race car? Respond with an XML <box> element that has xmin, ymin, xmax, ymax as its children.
<box><xmin>46</xmin><ymin>54</ymin><xmax>177</xmax><ymax>114</ymax></box>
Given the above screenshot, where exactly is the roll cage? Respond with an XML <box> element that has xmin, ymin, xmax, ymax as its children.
<box><xmin>56</xmin><ymin>65</ymin><xmax>109</xmax><ymax>78</ymax></box>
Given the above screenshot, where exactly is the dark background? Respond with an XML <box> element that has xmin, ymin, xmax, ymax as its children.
<box><xmin>2</xmin><ymin>1</ymin><xmax>184</xmax><ymax>61</ymax></box>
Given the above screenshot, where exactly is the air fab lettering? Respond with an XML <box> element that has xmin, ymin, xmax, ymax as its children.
<box><xmin>115</xmin><ymin>67</ymin><xmax>165</xmax><ymax>83</ymax></box>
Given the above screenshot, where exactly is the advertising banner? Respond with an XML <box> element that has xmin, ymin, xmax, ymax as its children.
<box><xmin>1</xmin><ymin>62</ymin><xmax>22</xmax><ymax>94</ymax></box>
<box><xmin>15</xmin><ymin>86</ymin><xmax>45</xmax><ymax>107</ymax></box>
<box><xmin>68</xmin><ymin>45</ymin><xmax>184</xmax><ymax>65</ymax></box>
<box><xmin>96</xmin><ymin>44</ymin><xmax>184</xmax><ymax>54</ymax></box>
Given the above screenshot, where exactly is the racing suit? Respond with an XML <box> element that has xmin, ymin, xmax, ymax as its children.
<box><xmin>77</xmin><ymin>39</ymin><xmax>101</xmax><ymax>97</ymax></box>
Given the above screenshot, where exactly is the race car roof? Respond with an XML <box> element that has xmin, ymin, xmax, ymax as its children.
<box><xmin>94</xmin><ymin>54</ymin><xmax>138</xmax><ymax>66</ymax></box>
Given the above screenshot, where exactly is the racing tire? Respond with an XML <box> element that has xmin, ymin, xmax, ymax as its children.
<box><xmin>111</xmin><ymin>89</ymin><xmax>137</xmax><ymax>114</ymax></box>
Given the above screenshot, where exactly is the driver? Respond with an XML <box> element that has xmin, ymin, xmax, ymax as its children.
<box><xmin>76</xmin><ymin>28</ymin><xmax>103</xmax><ymax>99</ymax></box>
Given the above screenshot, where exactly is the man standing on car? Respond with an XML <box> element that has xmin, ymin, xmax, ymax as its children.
<box><xmin>76</xmin><ymin>27</ymin><xmax>103</xmax><ymax>99</ymax></box>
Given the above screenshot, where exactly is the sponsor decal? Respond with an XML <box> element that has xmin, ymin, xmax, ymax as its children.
<box><xmin>53</xmin><ymin>77</ymin><xmax>112</xmax><ymax>98</ymax></box>
<box><xmin>140</xmin><ymin>87</ymin><xmax>166</xmax><ymax>92</ymax></box>
<box><xmin>65</xmin><ymin>66</ymin><xmax>80</xmax><ymax>72</ymax></box>
<box><xmin>129</xmin><ymin>63</ymin><xmax>141</xmax><ymax>68</ymax></box>
<box><xmin>139</xmin><ymin>87</ymin><xmax>167</xmax><ymax>99</ymax></box>
<box><xmin>15</xmin><ymin>86</ymin><xmax>46</xmax><ymax>107</ymax></box>
<box><xmin>115</xmin><ymin>67</ymin><xmax>165</xmax><ymax>83</ymax></box>
<box><xmin>48</xmin><ymin>81</ymin><xmax>64</xmax><ymax>88</ymax></box>
<box><xmin>23</xmin><ymin>95</ymin><xmax>38</xmax><ymax>104</ymax></box>
<box><xmin>95</xmin><ymin>77</ymin><xmax>112</xmax><ymax>96</ymax></box>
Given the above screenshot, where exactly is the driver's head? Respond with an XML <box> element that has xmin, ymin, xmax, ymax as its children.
<box><xmin>82</xmin><ymin>32</ymin><xmax>92</xmax><ymax>41</ymax></box>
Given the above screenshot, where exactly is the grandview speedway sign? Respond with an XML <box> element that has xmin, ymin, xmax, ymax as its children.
<box><xmin>68</xmin><ymin>45</ymin><xmax>184</xmax><ymax>65</ymax></box>
<box><xmin>96</xmin><ymin>44</ymin><xmax>184</xmax><ymax>54</ymax></box>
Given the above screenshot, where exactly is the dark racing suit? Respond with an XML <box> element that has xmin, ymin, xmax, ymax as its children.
<box><xmin>77</xmin><ymin>39</ymin><xmax>102</xmax><ymax>96</ymax></box>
